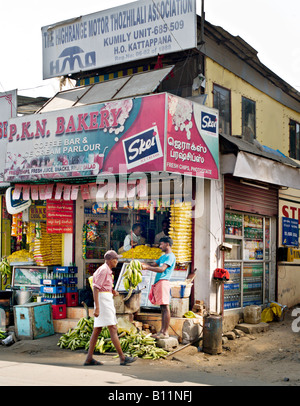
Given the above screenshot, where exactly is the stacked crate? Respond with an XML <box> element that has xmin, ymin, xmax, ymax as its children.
<box><xmin>40</xmin><ymin>272</ymin><xmax>67</xmax><ymax>319</ymax></box>
<box><xmin>40</xmin><ymin>266</ymin><xmax>78</xmax><ymax>319</ymax></box>
<box><xmin>54</xmin><ymin>266</ymin><xmax>78</xmax><ymax>308</ymax></box>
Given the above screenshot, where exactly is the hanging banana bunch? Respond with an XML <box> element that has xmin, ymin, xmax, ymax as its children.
<box><xmin>0</xmin><ymin>257</ymin><xmax>11</xmax><ymax>278</ymax></box>
<box><xmin>122</xmin><ymin>260</ymin><xmax>143</xmax><ymax>301</ymax></box>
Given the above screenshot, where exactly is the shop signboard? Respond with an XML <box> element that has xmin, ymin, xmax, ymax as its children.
<box><xmin>0</xmin><ymin>89</ymin><xmax>17</xmax><ymax>186</ymax></box>
<box><xmin>279</xmin><ymin>199</ymin><xmax>300</xmax><ymax>247</ymax></box>
<box><xmin>282</xmin><ymin>217</ymin><xmax>299</xmax><ymax>247</ymax></box>
<box><xmin>41</xmin><ymin>0</ymin><xmax>197</xmax><ymax>79</ymax></box>
<box><xmin>166</xmin><ymin>94</ymin><xmax>219</xmax><ymax>179</ymax></box>
<box><xmin>4</xmin><ymin>93</ymin><xmax>219</xmax><ymax>182</ymax></box>
<box><xmin>46</xmin><ymin>199</ymin><xmax>74</xmax><ymax>233</ymax></box>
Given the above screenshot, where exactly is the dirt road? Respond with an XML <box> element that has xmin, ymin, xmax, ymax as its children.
<box><xmin>0</xmin><ymin>306</ymin><xmax>299</xmax><ymax>386</ymax></box>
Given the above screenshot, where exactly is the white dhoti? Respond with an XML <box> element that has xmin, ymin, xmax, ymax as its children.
<box><xmin>94</xmin><ymin>292</ymin><xmax>117</xmax><ymax>328</ymax></box>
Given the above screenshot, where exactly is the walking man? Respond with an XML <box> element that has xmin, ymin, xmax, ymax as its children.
<box><xmin>142</xmin><ymin>236</ymin><xmax>176</xmax><ymax>338</ymax></box>
<box><xmin>84</xmin><ymin>250</ymin><xmax>136</xmax><ymax>366</ymax></box>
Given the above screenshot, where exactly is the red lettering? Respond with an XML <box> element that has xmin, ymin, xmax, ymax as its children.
<box><xmin>99</xmin><ymin>109</ymin><xmax>110</xmax><ymax>129</ymax></box>
<box><xmin>21</xmin><ymin>122</ymin><xmax>31</xmax><ymax>140</ymax></box>
<box><xmin>35</xmin><ymin>119</ymin><xmax>47</xmax><ymax>139</ymax></box>
<box><xmin>110</xmin><ymin>108</ymin><xmax>122</xmax><ymax>127</ymax></box>
<box><xmin>66</xmin><ymin>115</ymin><xmax>76</xmax><ymax>134</ymax></box>
<box><xmin>0</xmin><ymin>121</ymin><xmax>8</xmax><ymax>139</ymax></box>
<box><xmin>77</xmin><ymin>113</ymin><xmax>89</xmax><ymax>132</ymax></box>
<box><xmin>282</xmin><ymin>205</ymin><xmax>289</xmax><ymax>217</ymax></box>
<box><xmin>8</xmin><ymin>124</ymin><xmax>17</xmax><ymax>142</ymax></box>
<box><xmin>56</xmin><ymin>117</ymin><xmax>65</xmax><ymax>135</ymax></box>
<box><xmin>89</xmin><ymin>111</ymin><xmax>99</xmax><ymax>130</ymax></box>
<box><xmin>290</xmin><ymin>206</ymin><xmax>297</xmax><ymax>219</ymax></box>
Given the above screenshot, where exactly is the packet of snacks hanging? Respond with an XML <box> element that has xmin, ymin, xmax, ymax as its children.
<box><xmin>11</xmin><ymin>213</ymin><xmax>23</xmax><ymax>242</ymax></box>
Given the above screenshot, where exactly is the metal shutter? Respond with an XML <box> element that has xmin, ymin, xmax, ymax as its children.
<box><xmin>224</xmin><ymin>175</ymin><xmax>278</xmax><ymax>217</ymax></box>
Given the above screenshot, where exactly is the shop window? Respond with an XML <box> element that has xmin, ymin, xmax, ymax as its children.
<box><xmin>242</xmin><ymin>97</ymin><xmax>256</xmax><ymax>141</ymax></box>
<box><xmin>213</xmin><ymin>84</ymin><xmax>231</xmax><ymax>135</ymax></box>
<box><xmin>224</xmin><ymin>211</ymin><xmax>272</xmax><ymax>310</ymax></box>
<box><xmin>289</xmin><ymin>119</ymin><xmax>300</xmax><ymax>160</ymax></box>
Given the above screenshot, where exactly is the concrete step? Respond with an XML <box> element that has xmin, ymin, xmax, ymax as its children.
<box><xmin>52</xmin><ymin>307</ymin><xmax>202</xmax><ymax>339</ymax></box>
<box><xmin>235</xmin><ymin>322</ymin><xmax>270</xmax><ymax>334</ymax></box>
<box><xmin>66</xmin><ymin>306</ymin><xmax>93</xmax><ymax>319</ymax></box>
<box><xmin>53</xmin><ymin>306</ymin><xmax>93</xmax><ymax>334</ymax></box>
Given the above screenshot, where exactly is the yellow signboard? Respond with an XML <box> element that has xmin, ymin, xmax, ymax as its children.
<box><xmin>287</xmin><ymin>248</ymin><xmax>300</xmax><ymax>262</ymax></box>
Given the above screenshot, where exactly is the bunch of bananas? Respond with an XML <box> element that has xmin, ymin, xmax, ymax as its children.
<box><xmin>0</xmin><ymin>257</ymin><xmax>11</xmax><ymax>277</ymax></box>
<box><xmin>7</xmin><ymin>249</ymin><xmax>35</xmax><ymax>264</ymax></box>
<box><xmin>169</xmin><ymin>201</ymin><xmax>192</xmax><ymax>263</ymax></box>
<box><xmin>121</xmin><ymin>245</ymin><xmax>162</xmax><ymax>259</ymax></box>
<box><xmin>0</xmin><ymin>330</ymin><xmax>7</xmax><ymax>340</ymax></box>
<box><xmin>57</xmin><ymin>316</ymin><xmax>169</xmax><ymax>359</ymax></box>
<box><xmin>122</xmin><ymin>260</ymin><xmax>143</xmax><ymax>301</ymax></box>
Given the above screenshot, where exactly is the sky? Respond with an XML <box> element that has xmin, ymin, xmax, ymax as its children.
<box><xmin>0</xmin><ymin>0</ymin><xmax>299</xmax><ymax>98</ymax></box>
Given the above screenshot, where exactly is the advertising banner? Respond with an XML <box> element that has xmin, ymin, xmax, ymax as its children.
<box><xmin>42</xmin><ymin>0</ymin><xmax>197</xmax><ymax>79</ymax></box>
<box><xmin>46</xmin><ymin>199</ymin><xmax>74</xmax><ymax>233</ymax></box>
<box><xmin>0</xmin><ymin>89</ymin><xmax>17</xmax><ymax>185</ymax></box>
<box><xmin>5</xmin><ymin>93</ymin><xmax>166</xmax><ymax>181</ymax></box>
<box><xmin>166</xmin><ymin>94</ymin><xmax>219</xmax><ymax>179</ymax></box>
<box><xmin>4</xmin><ymin>93</ymin><xmax>219</xmax><ymax>182</ymax></box>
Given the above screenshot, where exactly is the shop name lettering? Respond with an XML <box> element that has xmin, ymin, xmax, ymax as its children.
<box><xmin>7</xmin><ymin>108</ymin><xmax>122</xmax><ymax>142</ymax></box>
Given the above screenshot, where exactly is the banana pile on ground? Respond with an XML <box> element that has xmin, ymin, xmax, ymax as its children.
<box><xmin>0</xmin><ymin>257</ymin><xmax>11</xmax><ymax>277</ymax></box>
<box><xmin>57</xmin><ymin>317</ymin><xmax>169</xmax><ymax>359</ymax></box>
<box><xmin>122</xmin><ymin>259</ymin><xmax>143</xmax><ymax>301</ymax></box>
<box><xmin>0</xmin><ymin>330</ymin><xmax>7</xmax><ymax>340</ymax></box>
<box><xmin>169</xmin><ymin>201</ymin><xmax>192</xmax><ymax>263</ymax></box>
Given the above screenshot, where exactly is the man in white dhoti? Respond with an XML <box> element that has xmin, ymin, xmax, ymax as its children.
<box><xmin>84</xmin><ymin>250</ymin><xmax>136</xmax><ymax>366</ymax></box>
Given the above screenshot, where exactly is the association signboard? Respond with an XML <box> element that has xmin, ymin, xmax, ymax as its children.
<box><xmin>4</xmin><ymin>93</ymin><xmax>219</xmax><ymax>181</ymax></box>
<box><xmin>41</xmin><ymin>0</ymin><xmax>197</xmax><ymax>79</ymax></box>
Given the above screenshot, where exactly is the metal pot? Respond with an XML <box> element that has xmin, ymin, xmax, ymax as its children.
<box><xmin>15</xmin><ymin>290</ymin><xmax>32</xmax><ymax>305</ymax></box>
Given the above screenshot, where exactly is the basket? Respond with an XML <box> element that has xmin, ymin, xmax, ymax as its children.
<box><xmin>170</xmin><ymin>283</ymin><xmax>192</xmax><ymax>298</ymax></box>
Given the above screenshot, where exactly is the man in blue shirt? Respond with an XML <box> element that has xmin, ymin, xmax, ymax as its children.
<box><xmin>142</xmin><ymin>236</ymin><xmax>176</xmax><ymax>338</ymax></box>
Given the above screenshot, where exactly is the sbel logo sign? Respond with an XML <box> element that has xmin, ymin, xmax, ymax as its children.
<box><xmin>122</xmin><ymin>126</ymin><xmax>163</xmax><ymax>170</ymax></box>
<box><xmin>201</xmin><ymin>111</ymin><xmax>218</xmax><ymax>134</ymax></box>
<box><xmin>50</xmin><ymin>46</ymin><xmax>96</xmax><ymax>76</ymax></box>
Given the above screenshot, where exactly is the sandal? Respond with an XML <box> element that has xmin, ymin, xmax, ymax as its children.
<box><xmin>84</xmin><ymin>359</ymin><xmax>103</xmax><ymax>366</ymax></box>
<box><xmin>120</xmin><ymin>356</ymin><xmax>136</xmax><ymax>366</ymax></box>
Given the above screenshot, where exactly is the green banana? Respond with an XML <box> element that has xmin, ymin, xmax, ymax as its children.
<box><xmin>122</xmin><ymin>260</ymin><xmax>143</xmax><ymax>301</ymax></box>
<box><xmin>0</xmin><ymin>257</ymin><xmax>11</xmax><ymax>276</ymax></box>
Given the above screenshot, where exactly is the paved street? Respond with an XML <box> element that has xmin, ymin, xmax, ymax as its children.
<box><xmin>0</xmin><ymin>356</ymin><xmax>267</xmax><ymax>387</ymax></box>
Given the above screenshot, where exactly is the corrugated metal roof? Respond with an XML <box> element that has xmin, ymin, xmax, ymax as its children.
<box><xmin>220</xmin><ymin>133</ymin><xmax>300</xmax><ymax>168</ymax></box>
<box><xmin>17</xmin><ymin>95</ymin><xmax>48</xmax><ymax>115</ymax></box>
<box><xmin>37</xmin><ymin>66</ymin><xmax>174</xmax><ymax>113</ymax></box>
